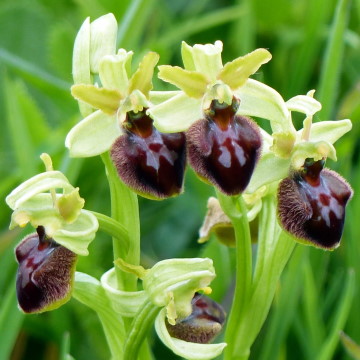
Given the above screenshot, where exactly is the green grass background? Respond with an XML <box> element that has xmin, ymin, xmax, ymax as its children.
<box><xmin>0</xmin><ymin>0</ymin><xmax>360</xmax><ymax>359</ymax></box>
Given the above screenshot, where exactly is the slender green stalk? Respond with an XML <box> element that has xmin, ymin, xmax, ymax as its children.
<box><xmin>91</xmin><ymin>211</ymin><xmax>130</xmax><ymax>254</ymax></box>
<box><xmin>101</xmin><ymin>152</ymin><xmax>140</xmax><ymax>291</ymax></box>
<box><xmin>216</xmin><ymin>192</ymin><xmax>252</xmax><ymax>360</ymax></box>
<box><xmin>123</xmin><ymin>301</ymin><xmax>160</xmax><ymax>360</ymax></box>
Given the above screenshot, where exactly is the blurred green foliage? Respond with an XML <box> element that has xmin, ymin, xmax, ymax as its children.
<box><xmin>0</xmin><ymin>0</ymin><xmax>360</xmax><ymax>359</ymax></box>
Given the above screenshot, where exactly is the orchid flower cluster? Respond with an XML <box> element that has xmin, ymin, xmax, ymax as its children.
<box><xmin>6</xmin><ymin>13</ymin><xmax>353</xmax><ymax>360</ymax></box>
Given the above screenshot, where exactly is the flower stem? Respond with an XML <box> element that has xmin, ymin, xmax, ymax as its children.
<box><xmin>123</xmin><ymin>301</ymin><xmax>160</xmax><ymax>360</ymax></box>
<box><xmin>91</xmin><ymin>211</ymin><xmax>130</xmax><ymax>254</ymax></box>
<box><xmin>101</xmin><ymin>151</ymin><xmax>140</xmax><ymax>291</ymax></box>
<box><xmin>216</xmin><ymin>191</ymin><xmax>252</xmax><ymax>360</ymax></box>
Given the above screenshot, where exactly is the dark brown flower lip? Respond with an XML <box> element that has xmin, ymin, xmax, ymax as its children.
<box><xmin>166</xmin><ymin>293</ymin><xmax>226</xmax><ymax>344</ymax></box>
<box><xmin>15</xmin><ymin>226</ymin><xmax>77</xmax><ymax>313</ymax></box>
<box><xmin>111</xmin><ymin>110</ymin><xmax>186</xmax><ymax>199</ymax></box>
<box><xmin>277</xmin><ymin>160</ymin><xmax>353</xmax><ymax>249</ymax></box>
<box><xmin>186</xmin><ymin>98</ymin><xmax>262</xmax><ymax>195</ymax></box>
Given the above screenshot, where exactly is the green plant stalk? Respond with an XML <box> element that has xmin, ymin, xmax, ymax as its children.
<box><xmin>216</xmin><ymin>192</ymin><xmax>252</xmax><ymax>360</ymax></box>
<box><xmin>123</xmin><ymin>301</ymin><xmax>161</xmax><ymax>360</ymax></box>
<box><xmin>101</xmin><ymin>152</ymin><xmax>140</xmax><ymax>292</ymax></box>
<box><xmin>221</xmin><ymin>193</ymin><xmax>295</xmax><ymax>360</ymax></box>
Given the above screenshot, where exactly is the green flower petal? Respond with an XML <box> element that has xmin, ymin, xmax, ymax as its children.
<box><xmin>65</xmin><ymin>110</ymin><xmax>120</xmax><ymax>158</ymax></box>
<box><xmin>158</xmin><ymin>65</ymin><xmax>209</xmax><ymax>98</ymax></box>
<box><xmin>6</xmin><ymin>171</ymin><xmax>73</xmax><ymax>210</ymax></box>
<box><xmin>142</xmin><ymin>258</ymin><xmax>215</xmax><ymax>324</ymax></box>
<box><xmin>89</xmin><ymin>13</ymin><xmax>117</xmax><ymax>73</ymax></box>
<box><xmin>155</xmin><ymin>308</ymin><xmax>227</xmax><ymax>360</ymax></box>
<box><xmin>181</xmin><ymin>41</ymin><xmax>197</xmax><ymax>71</ymax></box>
<box><xmin>286</xmin><ymin>91</ymin><xmax>322</xmax><ymax>116</ymax></box>
<box><xmin>186</xmin><ymin>41</ymin><xmax>224</xmax><ymax>81</ymax></box>
<box><xmin>218</xmin><ymin>48</ymin><xmax>272</xmax><ymax>90</ymax></box>
<box><xmin>235</xmin><ymin>79</ymin><xmax>293</xmax><ymax>133</ymax></box>
<box><xmin>53</xmin><ymin>209</ymin><xmax>98</xmax><ymax>256</ymax></box>
<box><xmin>149</xmin><ymin>93</ymin><xmax>202</xmax><ymax>132</ymax></box>
<box><xmin>305</xmin><ymin>119</ymin><xmax>352</xmax><ymax>144</ymax></box>
<box><xmin>101</xmin><ymin>268</ymin><xmax>148</xmax><ymax>317</ymax></box>
<box><xmin>71</xmin><ymin>85</ymin><xmax>122</xmax><ymax>114</ymax></box>
<box><xmin>99</xmin><ymin>50</ymin><xmax>133</xmax><ymax>96</ymax></box>
<box><xmin>128</xmin><ymin>52</ymin><xmax>160</xmax><ymax>98</ymax></box>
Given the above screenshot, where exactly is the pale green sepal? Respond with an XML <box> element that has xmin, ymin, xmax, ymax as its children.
<box><xmin>149</xmin><ymin>93</ymin><xmax>202</xmax><ymax>132</ymax></box>
<box><xmin>65</xmin><ymin>110</ymin><xmax>120</xmax><ymax>158</ymax></box>
<box><xmin>128</xmin><ymin>52</ymin><xmax>160</xmax><ymax>97</ymax></box>
<box><xmin>286</xmin><ymin>91</ymin><xmax>322</xmax><ymax>116</ymax></box>
<box><xmin>305</xmin><ymin>119</ymin><xmax>352</xmax><ymax>144</ymax></box>
<box><xmin>218</xmin><ymin>48</ymin><xmax>272</xmax><ymax>90</ymax></box>
<box><xmin>291</xmin><ymin>141</ymin><xmax>337</xmax><ymax>169</ymax></box>
<box><xmin>235</xmin><ymin>79</ymin><xmax>293</xmax><ymax>133</ymax></box>
<box><xmin>71</xmin><ymin>85</ymin><xmax>122</xmax><ymax>115</ymax></box>
<box><xmin>73</xmin><ymin>272</ymin><xmax>126</xmax><ymax>358</ymax></box>
<box><xmin>99</xmin><ymin>51</ymin><xmax>133</xmax><ymax>96</ymax></box>
<box><xmin>158</xmin><ymin>66</ymin><xmax>209</xmax><ymax>98</ymax></box>
<box><xmin>53</xmin><ymin>209</ymin><xmax>98</xmax><ymax>256</ymax></box>
<box><xmin>181</xmin><ymin>41</ymin><xmax>197</xmax><ymax>71</ymax></box>
<box><xmin>9</xmin><ymin>194</ymin><xmax>98</xmax><ymax>256</ymax></box>
<box><xmin>155</xmin><ymin>308</ymin><xmax>227</xmax><ymax>360</ymax></box>
<box><xmin>6</xmin><ymin>171</ymin><xmax>73</xmax><ymax>210</ymax></box>
<box><xmin>247</xmin><ymin>153</ymin><xmax>290</xmax><ymax>194</ymax></box>
<box><xmin>149</xmin><ymin>91</ymin><xmax>181</xmax><ymax>105</ymax></box>
<box><xmin>142</xmin><ymin>258</ymin><xmax>215</xmax><ymax>324</ymax></box>
<box><xmin>190</xmin><ymin>41</ymin><xmax>223</xmax><ymax>81</ymax></box>
<box><xmin>101</xmin><ymin>268</ymin><xmax>148</xmax><ymax>317</ymax></box>
<box><xmin>72</xmin><ymin>17</ymin><xmax>92</xmax><ymax>117</ymax></box>
<box><xmin>89</xmin><ymin>13</ymin><xmax>117</xmax><ymax>73</ymax></box>
<box><xmin>56</xmin><ymin>188</ymin><xmax>85</xmax><ymax>223</ymax></box>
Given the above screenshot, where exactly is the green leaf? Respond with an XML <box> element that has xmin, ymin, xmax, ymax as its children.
<box><xmin>340</xmin><ymin>332</ymin><xmax>360</xmax><ymax>360</ymax></box>
<box><xmin>218</xmin><ymin>48</ymin><xmax>272</xmax><ymax>90</ymax></box>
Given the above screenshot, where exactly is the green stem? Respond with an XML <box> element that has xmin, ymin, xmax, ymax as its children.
<box><xmin>123</xmin><ymin>301</ymin><xmax>160</xmax><ymax>360</ymax></box>
<box><xmin>216</xmin><ymin>192</ymin><xmax>252</xmax><ymax>360</ymax></box>
<box><xmin>91</xmin><ymin>211</ymin><xmax>130</xmax><ymax>254</ymax></box>
<box><xmin>101</xmin><ymin>152</ymin><xmax>140</xmax><ymax>291</ymax></box>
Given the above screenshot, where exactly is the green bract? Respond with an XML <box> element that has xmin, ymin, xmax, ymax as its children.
<box><xmin>6</xmin><ymin>155</ymin><xmax>98</xmax><ymax>256</ymax></box>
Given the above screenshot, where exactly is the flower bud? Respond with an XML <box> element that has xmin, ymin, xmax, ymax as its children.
<box><xmin>187</xmin><ymin>98</ymin><xmax>262</xmax><ymax>195</ymax></box>
<box><xmin>277</xmin><ymin>159</ymin><xmax>353</xmax><ymax>249</ymax></box>
<box><xmin>166</xmin><ymin>293</ymin><xmax>226</xmax><ymax>344</ymax></box>
<box><xmin>111</xmin><ymin>109</ymin><xmax>186</xmax><ymax>199</ymax></box>
<box><xmin>15</xmin><ymin>226</ymin><xmax>77</xmax><ymax>313</ymax></box>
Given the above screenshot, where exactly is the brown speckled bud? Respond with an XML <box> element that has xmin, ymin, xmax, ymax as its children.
<box><xmin>166</xmin><ymin>293</ymin><xmax>226</xmax><ymax>344</ymax></box>
<box><xmin>186</xmin><ymin>98</ymin><xmax>262</xmax><ymax>195</ymax></box>
<box><xmin>278</xmin><ymin>159</ymin><xmax>353</xmax><ymax>249</ymax></box>
<box><xmin>15</xmin><ymin>226</ymin><xmax>77</xmax><ymax>313</ymax></box>
<box><xmin>111</xmin><ymin>110</ymin><xmax>186</xmax><ymax>199</ymax></box>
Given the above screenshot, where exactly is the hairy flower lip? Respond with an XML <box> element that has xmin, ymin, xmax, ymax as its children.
<box><xmin>277</xmin><ymin>159</ymin><xmax>353</xmax><ymax>249</ymax></box>
<box><xmin>15</xmin><ymin>226</ymin><xmax>77</xmax><ymax>313</ymax></box>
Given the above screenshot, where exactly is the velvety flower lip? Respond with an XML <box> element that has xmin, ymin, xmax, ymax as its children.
<box><xmin>15</xmin><ymin>226</ymin><xmax>77</xmax><ymax>313</ymax></box>
<box><xmin>277</xmin><ymin>159</ymin><xmax>353</xmax><ymax>249</ymax></box>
